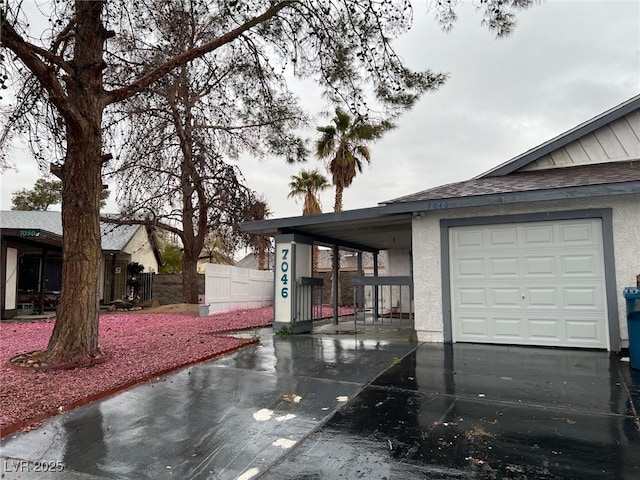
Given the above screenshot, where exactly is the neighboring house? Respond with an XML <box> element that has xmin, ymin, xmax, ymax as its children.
<box><xmin>313</xmin><ymin>249</ymin><xmax>387</xmax><ymax>274</ymax></box>
<box><xmin>196</xmin><ymin>253</ymin><xmax>234</xmax><ymax>274</ymax></box>
<box><xmin>234</xmin><ymin>251</ymin><xmax>275</xmax><ymax>271</ymax></box>
<box><xmin>242</xmin><ymin>95</ymin><xmax>640</xmax><ymax>352</ymax></box>
<box><xmin>0</xmin><ymin>211</ymin><xmax>161</xmax><ymax>318</ymax></box>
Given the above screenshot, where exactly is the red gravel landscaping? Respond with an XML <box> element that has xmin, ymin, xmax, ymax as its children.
<box><xmin>0</xmin><ymin>305</ymin><xmax>354</xmax><ymax>439</ymax></box>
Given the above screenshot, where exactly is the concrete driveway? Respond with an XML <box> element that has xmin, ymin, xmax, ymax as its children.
<box><xmin>1</xmin><ymin>321</ymin><xmax>639</xmax><ymax>479</ymax></box>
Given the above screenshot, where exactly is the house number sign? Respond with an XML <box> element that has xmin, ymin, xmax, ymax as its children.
<box><xmin>274</xmin><ymin>242</ymin><xmax>295</xmax><ymax>324</ymax></box>
<box><xmin>279</xmin><ymin>248</ymin><xmax>289</xmax><ymax>299</ymax></box>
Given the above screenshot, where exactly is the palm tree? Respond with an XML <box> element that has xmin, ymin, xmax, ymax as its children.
<box><xmin>315</xmin><ymin>108</ymin><xmax>390</xmax><ymax>306</ymax></box>
<box><xmin>288</xmin><ymin>169</ymin><xmax>331</xmax><ymax>272</ymax></box>
<box><xmin>315</xmin><ymin>107</ymin><xmax>391</xmax><ymax>212</ymax></box>
<box><xmin>246</xmin><ymin>198</ymin><xmax>272</xmax><ymax>270</ymax></box>
<box><xmin>287</xmin><ymin>169</ymin><xmax>331</xmax><ymax>216</ymax></box>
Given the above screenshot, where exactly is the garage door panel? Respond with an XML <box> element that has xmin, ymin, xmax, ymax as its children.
<box><xmin>492</xmin><ymin>288</ymin><xmax>520</xmax><ymax>306</ymax></box>
<box><xmin>490</xmin><ymin>228</ymin><xmax>517</xmax><ymax>245</ymax></box>
<box><xmin>526</xmin><ymin>288</ymin><xmax>557</xmax><ymax>307</ymax></box>
<box><xmin>566</xmin><ymin>320</ymin><xmax>600</xmax><ymax>344</ymax></box>
<box><xmin>494</xmin><ymin>318</ymin><xmax>523</xmax><ymax>339</ymax></box>
<box><xmin>459</xmin><ymin>316</ymin><xmax>489</xmax><ymax>337</ymax></box>
<box><xmin>560</xmin><ymin>223</ymin><xmax>598</xmax><ymax>244</ymax></box>
<box><xmin>456</xmin><ymin>258</ymin><xmax>484</xmax><ymax>277</ymax></box>
<box><xmin>456</xmin><ymin>230</ymin><xmax>483</xmax><ymax>248</ymax></box>
<box><xmin>450</xmin><ymin>219</ymin><xmax>607</xmax><ymax>349</ymax></box>
<box><xmin>562</xmin><ymin>255</ymin><xmax>598</xmax><ymax>276</ymax></box>
<box><xmin>563</xmin><ymin>287</ymin><xmax>601</xmax><ymax>309</ymax></box>
<box><xmin>489</xmin><ymin>257</ymin><xmax>519</xmax><ymax>276</ymax></box>
<box><xmin>524</xmin><ymin>225</ymin><xmax>554</xmax><ymax>245</ymax></box>
<box><xmin>459</xmin><ymin>288</ymin><xmax>485</xmax><ymax>306</ymax></box>
<box><xmin>529</xmin><ymin>319</ymin><xmax>561</xmax><ymax>341</ymax></box>
<box><xmin>524</xmin><ymin>256</ymin><xmax>555</xmax><ymax>275</ymax></box>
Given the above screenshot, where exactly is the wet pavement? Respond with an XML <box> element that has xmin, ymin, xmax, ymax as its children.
<box><xmin>1</xmin><ymin>322</ymin><xmax>639</xmax><ymax>479</ymax></box>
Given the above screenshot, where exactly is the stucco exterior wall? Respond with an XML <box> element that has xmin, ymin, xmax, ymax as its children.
<box><xmin>123</xmin><ymin>227</ymin><xmax>159</xmax><ymax>272</ymax></box>
<box><xmin>412</xmin><ymin>193</ymin><xmax>640</xmax><ymax>347</ymax></box>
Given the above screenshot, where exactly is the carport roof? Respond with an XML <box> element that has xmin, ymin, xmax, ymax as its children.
<box><xmin>241</xmin><ymin>160</ymin><xmax>640</xmax><ymax>252</ymax></box>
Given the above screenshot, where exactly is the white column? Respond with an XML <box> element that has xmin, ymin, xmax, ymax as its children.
<box><xmin>274</xmin><ymin>234</ymin><xmax>313</xmax><ymax>333</ymax></box>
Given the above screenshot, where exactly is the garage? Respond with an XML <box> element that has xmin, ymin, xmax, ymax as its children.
<box><xmin>449</xmin><ymin>218</ymin><xmax>608</xmax><ymax>348</ymax></box>
<box><xmin>243</xmin><ymin>96</ymin><xmax>639</xmax><ymax>352</ymax></box>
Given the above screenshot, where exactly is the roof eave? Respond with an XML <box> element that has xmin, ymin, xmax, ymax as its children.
<box><xmin>381</xmin><ymin>180</ymin><xmax>640</xmax><ymax>215</ymax></box>
<box><xmin>240</xmin><ymin>205</ymin><xmax>406</xmax><ymax>235</ymax></box>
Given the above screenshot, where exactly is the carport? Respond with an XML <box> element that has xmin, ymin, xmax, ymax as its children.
<box><xmin>241</xmin><ymin>206</ymin><xmax>415</xmax><ymax>332</ymax></box>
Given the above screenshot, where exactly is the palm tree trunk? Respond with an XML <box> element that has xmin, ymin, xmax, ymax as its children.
<box><xmin>334</xmin><ymin>186</ymin><xmax>344</xmax><ymax>213</ymax></box>
<box><xmin>332</xmin><ymin>186</ymin><xmax>345</xmax><ymax>305</ymax></box>
<box><xmin>313</xmin><ymin>245</ymin><xmax>319</xmax><ymax>272</ymax></box>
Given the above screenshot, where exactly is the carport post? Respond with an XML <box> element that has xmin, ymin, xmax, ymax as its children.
<box><xmin>333</xmin><ymin>244</ymin><xmax>339</xmax><ymax>325</ymax></box>
<box><xmin>373</xmin><ymin>252</ymin><xmax>379</xmax><ymax>319</ymax></box>
<box><xmin>357</xmin><ymin>252</ymin><xmax>364</xmax><ymax>310</ymax></box>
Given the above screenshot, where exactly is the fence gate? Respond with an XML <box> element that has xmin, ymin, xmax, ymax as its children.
<box><xmin>138</xmin><ymin>272</ymin><xmax>154</xmax><ymax>301</ymax></box>
<box><xmin>351</xmin><ymin>276</ymin><xmax>413</xmax><ymax>327</ymax></box>
<box><xmin>296</xmin><ymin>277</ymin><xmax>324</xmax><ymax>323</ymax></box>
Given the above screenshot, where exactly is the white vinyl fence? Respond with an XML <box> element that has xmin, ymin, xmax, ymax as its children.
<box><xmin>204</xmin><ymin>264</ymin><xmax>274</xmax><ymax>315</ymax></box>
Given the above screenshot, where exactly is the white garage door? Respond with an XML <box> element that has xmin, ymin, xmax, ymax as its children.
<box><xmin>450</xmin><ymin>219</ymin><xmax>608</xmax><ymax>348</ymax></box>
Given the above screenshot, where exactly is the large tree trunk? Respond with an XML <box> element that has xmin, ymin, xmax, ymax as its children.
<box><xmin>181</xmin><ymin>248</ymin><xmax>200</xmax><ymax>304</ymax></box>
<box><xmin>47</xmin><ymin>137</ymin><xmax>103</xmax><ymax>364</ymax></box>
<box><xmin>45</xmin><ymin>0</ymin><xmax>106</xmax><ymax>366</ymax></box>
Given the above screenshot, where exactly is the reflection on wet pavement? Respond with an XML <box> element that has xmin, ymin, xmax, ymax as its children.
<box><xmin>263</xmin><ymin>344</ymin><xmax>640</xmax><ymax>480</ymax></box>
<box><xmin>2</xmin><ymin>327</ymin><xmax>639</xmax><ymax>480</ymax></box>
<box><xmin>0</xmin><ymin>329</ymin><xmax>416</xmax><ymax>479</ymax></box>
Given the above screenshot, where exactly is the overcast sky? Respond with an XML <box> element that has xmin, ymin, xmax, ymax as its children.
<box><xmin>1</xmin><ymin>0</ymin><xmax>639</xmax><ymax>219</ymax></box>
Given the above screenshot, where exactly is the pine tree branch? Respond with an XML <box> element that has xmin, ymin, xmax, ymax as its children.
<box><xmin>104</xmin><ymin>1</ymin><xmax>297</xmax><ymax>106</ymax></box>
<box><xmin>0</xmin><ymin>12</ymin><xmax>82</xmax><ymax>128</ymax></box>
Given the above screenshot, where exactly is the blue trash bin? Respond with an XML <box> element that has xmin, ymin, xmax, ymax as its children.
<box><xmin>623</xmin><ymin>287</ymin><xmax>640</xmax><ymax>370</ymax></box>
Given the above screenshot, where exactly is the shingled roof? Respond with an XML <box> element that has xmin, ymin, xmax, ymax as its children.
<box><xmin>0</xmin><ymin>210</ymin><xmax>144</xmax><ymax>252</ymax></box>
<box><xmin>384</xmin><ymin>160</ymin><xmax>640</xmax><ymax>204</ymax></box>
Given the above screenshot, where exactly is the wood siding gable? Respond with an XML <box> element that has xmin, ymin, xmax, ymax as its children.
<box><xmin>517</xmin><ymin>110</ymin><xmax>640</xmax><ymax>172</ymax></box>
